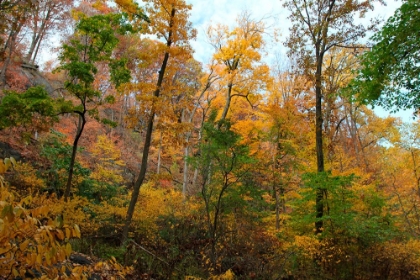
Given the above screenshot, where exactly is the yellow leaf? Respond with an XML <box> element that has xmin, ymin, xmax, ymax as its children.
<box><xmin>0</xmin><ymin>161</ymin><xmax>6</xmax><ymax>174</ymax></box>
<box><xmin>74</xmin><ymin>224</ymin><xmax>81</xmax><ymax>238</ymax></box>
<box><xmin>65</xmin><ymin>227</ymin><xmax>71</xmax><ymax>239</ymax></box>
<box><xmin>61</xmin><ymin>266</ymin><xmax>67</xmax><ymax>273</ymax></box>
<box><xmin>0</xmin><ymin>244</ymin><xmax>10</xmax><ymax>255</ymax></box>
<box><xmin>94</xmin><ymin>262</ymin><xmax>104</xmax><ymax>270</ymax></box>
<box><xmin>65</xmin><ymin>243</ymin><xmax>72</xmax><ymax>256</ymax></box>
<box><xmin>45</xmin><ymin>252</ymin><xmax>52</xmax><ymax>265</ymax></box>
<box><xmin>36</xmin><ymin>253</ymin><xmax>42</xmax><ymax>264</ymax></box>
<box><xmin>19</xmin><ymin>239</ymin><xmax>30</xmax><ymax>252</ymax></box>
<box><xmin>4</xmin><ymin>158</ymin><xmax>11</xmax><ymax>170</ymax></box>
<box><xmin>47</xmin><ymin>230</ymin><xmax>54</xmax><ymax>244</ymax></box>
<box><xmin>22</xmin><ymin>195</ymin><xmax>32</xmax><ymax>205</ymax></box>
<box><xmin>56</xmin><ymin>229</ymin><xmax>65</xmax><ymax>240</ymax></box>
<box><xmin>31</xmin><ymin>253</ymin><xmax>37</xmax><ymax>265</ymax></box>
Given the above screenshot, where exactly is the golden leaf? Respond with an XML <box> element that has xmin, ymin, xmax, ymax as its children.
<box><xmin>0</xmin><ymin>245</ymin><xmax>10</xmax><ymax>255</ymax></box>
<box><xmin>74</xmin><ymin>224</ymin><xmax>81</xmax><ymax>238</ymax></box>
<box><xmin>4</xmin><ymin>158</ymin><xmax>11</xmax><ymax>170</ymax></box>
<box><xmin>56</xmin><ymin>229</ymin><xmax>64</xmax><ymax>240</ymax></box>
<box><xmin>0</xmin><ymin>162</ymin><xmax>6</xmax><ymax>174</ymax></box>
<box><xmin>36</xmin><ymin>253</ymin><xmax>42</xmax><ymax>264</ymax></box>
<box><xmin>19</xmin><ymin>239</ymin><xmax>30</xmax><ymax>252</ymax></box>
<box><xmin>65</xmin><ymin>243</ymin><xmax>72</xmax><ymax>256</ymax></box>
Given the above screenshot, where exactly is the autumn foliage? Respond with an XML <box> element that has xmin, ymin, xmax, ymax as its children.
<box><xmin>1</xmin><ymin>0</ymin><xmax>420</xmax><ymax>279</ymax></box>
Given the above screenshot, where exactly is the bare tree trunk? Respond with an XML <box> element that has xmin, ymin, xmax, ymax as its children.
<box><xmin>122</xmin><ymin>7</ymin><xmax>176</xmax><ymax>244</ymax></box>
<box><xmin>64</xmin><ymin>112</ymin><xmax>86</xmax><ymax>202</ymax></box>
<box><xmin>157</xmin><ymin>131</ymin><xmax>162</xmax><ymax>174</ymax></box>
<box><xmin>182</xmin><ymin>145</ymin><xmax>189</xmax><ymax>195</ymax></box>
<box><xmin>315</xmin><ymin>53</ymin><xmax>325</xmax><ymax>234</ymax></box>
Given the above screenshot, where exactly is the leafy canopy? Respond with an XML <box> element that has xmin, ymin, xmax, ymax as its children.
<box><xmin>0</xmin><ymin>86</ymin><xmax>71</xmax><ymax>130</ymax></box>
<box><xmin>351</xmin><ymin>0</ymin><xmax>420</xmax><ymax>112</ymax></box>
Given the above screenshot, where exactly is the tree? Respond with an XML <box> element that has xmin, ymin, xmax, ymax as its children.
<box><xmin>190</xmin><ymin>114</ymin><xmax>254</xmax><ymax>271</ymax></box>
<box><xmin>23</xmin><ymin>0</ymin><xmax>74</xmax><ymax>64</ymax></box>
<box><xmin>284</xmin><ymin>0</ymin><xmax>381</xmax><ymax>233</ymax></box>
<box><xmin>57</xmin><ymin>13</ymin><xmax>134</xmax><ymax>202</ymax></box>
<box><xmin>261</xmin><ymin>65</ymin><xmax>310</xmax><ymax>230</ymax></box>
<box><xmin>207</xmin><ymin>12</ymin><xmax>270</xmax><ymax>123</ymax></box>
<box><xmin>290</xmin><ymin>171</ymin><xmax>396</xmax><ymax>279</ymax></box>
<box><xmin>0</xmin><ymin>86</ymin><xmax>62</xmax><ymax>131</ymax></box>
<box><xmin>121</xmin><ymin>0</ymin><xmax>196</xmax><ymax>243</ymax></box>
<box><xmin>0</xmin><ymin>0</ymin><xmax>33</xmax><ymax>87</ymax></box>
<box><xmin>182</xmin><ymin>66</ymin><xmax>217</xmax><ymax>196</ymax></box>
<box><xmin>351</xmin><ymin>0</ymin><xmax>420</xmax><ymax>113</ymax></box>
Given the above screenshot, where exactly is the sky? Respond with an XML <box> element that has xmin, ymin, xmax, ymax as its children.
<box><xmin>186</xmin><ymin>0</ymin><xmax>288</xmax><ymax>63</ymax></box>
<box><xmin>185</xmin><ymin>0</ymin><xmax>401</xmax><ymax>63</ymax></box>
<box><xmin>184</xmin><ymin>0</ymin><xmax>414</xmax><ymax>122</ymax></box>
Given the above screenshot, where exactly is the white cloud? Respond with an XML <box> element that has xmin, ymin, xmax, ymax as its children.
<box><xmin>185</xmin><ymin>0</ymin><xmax>401</xmax><ymax>65</ymax></box>
<box><xmin>186</xmin><ymin>0</ymin><xmax>288</xmax><ymax>64</ymax></box>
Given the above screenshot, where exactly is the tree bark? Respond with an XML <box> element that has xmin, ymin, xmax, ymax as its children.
<box><xmin>121</xmin><ymin>7</ymin><xmax>176</xmax><ymax>244</ymax></box>
<box><xmin>0</xmin><ymin>26</ymin><xmax>21</xmax><ymax>87</ymax></box>
<box><xmin>315</xmin><ymin>50</ymin><xmax>325</xmax><ymax>234</ymax></box>
<box><xmin>26</xmin><ymin>5</ymin><xmax>51</xmax><ymax>63</ymax></box>
<box><xmin>64</xmin><ymin>112</ymin><xmax>87</xmax><ymax>202</ymax></box>
<box><xmin>219</xmin><ymin>82</ymin><xmax>233</xmax><ymax>122</ymax></box>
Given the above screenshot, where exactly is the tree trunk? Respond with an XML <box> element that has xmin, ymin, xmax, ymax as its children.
<box><xmin>219</xmin><ymin>83</ymin><xmax>233</xmax><ymax>122</ymax></box>
<box><xmin>156</xmin><ymin>131</ymin><xmax>162</xmax><ymax>174</ymax></box>
<box><xmin>121</xmin><ymin>7</ymin><xmax>176</xmax><ymax>244</ymax></box>
<box><xmin>0</xmin><ymin>28</ymin><xmax>19</xmax><ymax>87</ymax></box>
<box><xmin>182</xmin><ymin>145</ymin><xmax>189</xmax><ymax>195</ymax></box>
<box><xmin>64</xmin><ymin>112</ymin><xmax>86</xmax><ymax>202</ymax></box>
<box><xmin>315</xmin><ymin>54</ymin><xmax>325</xmax><ymax>234</ymax></box>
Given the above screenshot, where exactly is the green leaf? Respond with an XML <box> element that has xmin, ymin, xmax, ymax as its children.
<box><xmin>350</xmin><ymin>0</ymin><xmax>420</xmax><ymax>112</ymax></box>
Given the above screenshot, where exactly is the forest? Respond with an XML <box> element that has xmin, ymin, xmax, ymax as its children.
<box><xmin>0</xmin><ymin>0</ymin><xmax>419</xmax><ymax>279</ymax></box>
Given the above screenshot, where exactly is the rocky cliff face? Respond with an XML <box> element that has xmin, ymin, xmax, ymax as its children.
<box><xmin>20</xmin><ymin>63</ymin><xmax>55</xmax><ymax>94</ymax></box>
<box><xmin>0</xmin><ymin>62</ymin><xmax>56</xmax><ymax>95</ymax></box>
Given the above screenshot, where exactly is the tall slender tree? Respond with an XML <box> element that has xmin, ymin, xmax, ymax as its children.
<box><xmin>283</xmin><ymin>0</ymin><xmax>382</xmax><ymax>233</ymax></box>
<box><xmin>57</xmin><ymin>13</ymin><xmax>134</xmax><ymax>202</ymax></box>
<box><xmin>122</xmin><ymin>0</ymin><xmax>196</xmax><ymax>243</ymax></box>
